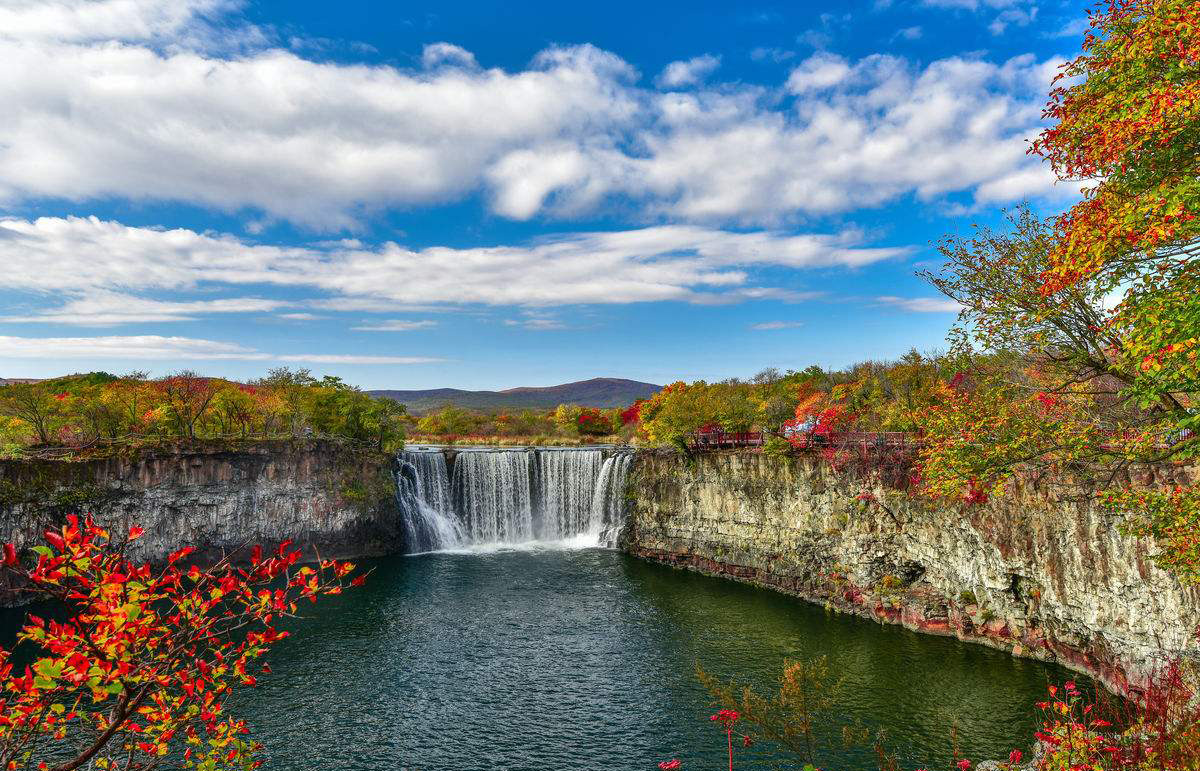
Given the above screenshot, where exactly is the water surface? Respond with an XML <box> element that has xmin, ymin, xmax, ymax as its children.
<box><xmin>242</xmin><ymin>548</ymin><xmax>1074</xmax><ymax>771</ymax></box>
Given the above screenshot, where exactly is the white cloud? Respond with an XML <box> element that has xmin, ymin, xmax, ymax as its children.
<box><xmin>876</xmin><ymin>296</ymin><xmax>963</xmax><ymax>312</ymax></box>
<box><xmin>656</xmin><ymin>55</ymin><xmax>721</xmax><ymax>89</ymax></box>
<box><xmin>0</xmin><ymin>39</ymin><xmax>639</xmax><ymax>228</ymax></box>
<box><xmin>421</xmin><ymin>42</ymin><xmax>477</xmax><ymax>69</ymax></box>
<box><xmin>0</xmin><ymin>292</ymin><xmax>287</xmax><ymax>325</ymax></box>
<box><xmin>751</xmin><ymin>321</ymin><xmax>804</xmax><ymax>330</ymax></box>
<box><xmin>0</xmin><ymin>333</ymin><xmax>440</xmax><ymax>363</ymax></box>
<box><xmin>0</xmin><ymin>0</ymin><xmax>236</xmax><ymax>43</ymax></box>
<box><xmin>634</xmin><ymin>52</ymin><xmax>1065</xmax><ymax>223</ymax></box>
<box><xmin>0</xmin><ymin>216</ymin><xmax>910</xmax><ymax>313</ymax></box>
<box><xmin>504</xmin><ymin>317</ymin><xmax>566</xmax><ymax>330</ymax></box>
<box><xmin>785</xmin><ymin>52</ymin><xmax>851</xmax><ymax>93</ymax></box>
<box><xmin>989</xmin><ymin>6</ymin><xmax>1037</xmax><ymax>35</ymax></box>
<box><xmin>0</xmin><ymin>7</ymin><xmax>1064</xmax><ymax>227</ymax></box>
<box><xmin>351</xmin><ymin>320</ymin><xmax>439</xmax><ymax>331</ymax></box>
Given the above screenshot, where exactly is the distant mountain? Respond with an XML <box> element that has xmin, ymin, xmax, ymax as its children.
<box><xmin>369</xmin><ymin>377</ymin><xmax>662</xmax><ymax>414</ymax></box>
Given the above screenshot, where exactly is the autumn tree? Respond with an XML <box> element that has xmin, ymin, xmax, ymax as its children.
<box><xmin>210</xmin><ymin>384</ymin><xmax>258</xmax><ymax>438</ymax></box>
<box><xmin>1030</xmin><ymin>0</ymin><xmax>1199</xmax><ymax>429</ymax></box>
<box><xmin>158</xmin><ymin>372</ymin><xmax>218</xmax><ymax>440</ymax></box>
<box><xmin>921</xmin><ymin>0</ymin><xmax>1200</xmax><ymax>579</ymax></box>
<box><xmin>0</xmin><ymin>384</ymin><xmax>64</xmax><ymax>445</ymax></box>
<box><xmin>0</xmin><ymin>515</ymin><xmax>360</xmax><ymax>771</ymax></box>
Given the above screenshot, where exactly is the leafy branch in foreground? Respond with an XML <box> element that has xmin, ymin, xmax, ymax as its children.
<box><xmin>0</xmin><ymin>516</ymin><xmax>362</xmax><ymax>771</ymax></box>
<box><xmin>696</xmin><ymin>656</ymin><xmax>843</xmax><ymax>765</ymax></box>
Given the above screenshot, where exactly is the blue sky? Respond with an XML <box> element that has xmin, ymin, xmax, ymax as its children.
<box><xmin>0</xmin><ymin>0</ymin><xmax>1086</xmax><ymax>390</ymax></box>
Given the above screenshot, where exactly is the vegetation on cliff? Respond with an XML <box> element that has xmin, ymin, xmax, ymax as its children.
<box><xmin>0</xmin><ymin>369</ymin><xmax>407</xmax><ymax>457</ymax></box>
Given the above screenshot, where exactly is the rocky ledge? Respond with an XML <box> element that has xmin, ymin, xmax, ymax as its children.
<box><xmin>623</xmin><ymin>450</ymin><xmax>1200</xmax><ymax>696</ymax></box>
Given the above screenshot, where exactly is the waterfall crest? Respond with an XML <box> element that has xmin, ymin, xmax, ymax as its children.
<box><xmin>396</xmin><ymin>447</ymin><xmax>633</xmax><ymax>552</ymax></box>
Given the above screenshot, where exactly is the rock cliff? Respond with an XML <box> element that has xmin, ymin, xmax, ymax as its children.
<box><xmin>0</xmin><ymin>440</ymin><xmax>403</xmax><ymax>565</ymax></box>
<box><xmin>623</xmin><ymin>450</ymin><xmax>1200</xmax><ymax>695</ymax></box>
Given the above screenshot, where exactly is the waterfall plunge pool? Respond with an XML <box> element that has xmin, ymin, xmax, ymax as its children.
<box><xmin>240</xmin><ymin>547</ymin><xmax>1081</xmax><ymax>771</ymax></box>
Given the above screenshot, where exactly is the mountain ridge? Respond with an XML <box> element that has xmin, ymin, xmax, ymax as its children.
<box><xmin>369</xmin><ymin>377</ymin><xmax>661</xmax><ymax>414</ymax></box>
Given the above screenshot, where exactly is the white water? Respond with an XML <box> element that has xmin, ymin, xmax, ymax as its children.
<box><xmin>591</xmin><ymin>453</ymin><xmax>633</xmax><ymax>547</ymax></box>
<box><xmin>395</xmin><ymin>451</ymin><xmax>465</xmax><ymax>553</ymax></box>
<box><xmin>395</xmin><ymin>448</ymin><xmax>633</xmax><ymax>553</ymax></box>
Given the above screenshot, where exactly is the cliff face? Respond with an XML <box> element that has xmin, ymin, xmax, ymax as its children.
<box><xmin>0</xmin><ymin>440</ymin><xmax>403</xmax><ymax>564</ymax></box>
<box><xmin>623</xmin><ymin>451</ymin><xmax>1200</xmax><ymax>694</ymax></box>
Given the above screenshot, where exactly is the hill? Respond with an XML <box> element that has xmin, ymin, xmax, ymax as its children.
<box><xmin>369</xmin><ymin>377</ymin><xmax>661</xmax><ymax>414</ymax></box>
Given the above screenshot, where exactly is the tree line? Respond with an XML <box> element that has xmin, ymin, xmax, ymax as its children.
<box><xmin>0</xmin><ymin>368</ymin><xmax>408</xmax><ymax>454</ymax></box>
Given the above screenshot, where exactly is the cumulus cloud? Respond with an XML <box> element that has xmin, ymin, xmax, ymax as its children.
<box><xmin>876</xmin><ymin>296</ymin><xmax>963</xmax><ymax>312</ymax></box>
<box><xmin>656</xmin><ymin>55</ymin><xmax>721</xmax><ymax>88</ymax></box>
<box><xmin>0</xmin><ymin>334</ymin><xmax>440</xmax><ymax>363</ymax></box>
<box><xmin>0</xmin><ymin>0</ymin><xmax>237</xmax><ymax>43</ymax></box>
<box><xmin>0</xmin><ymin>4</ymin><xmax>1064</xmax><ymax>227</ymax></box>
<box><xmin>784</xmin><ymin>52</ymin><xmax>852</xmax><ymax>93</ymax></box>
<box><xmin>421</xmin><ymin>42</ymin><xmax>477</xmax><ymax>69</ymax></box>
<box><xmin>0</xmin><ymin>216</ymin><xmax>911</xmax><ymax>318</ymax></box>
<box><xmin>634</xmin><ymin>52</ymin><xmax>1064</xmax><ymax>222</ymax></box>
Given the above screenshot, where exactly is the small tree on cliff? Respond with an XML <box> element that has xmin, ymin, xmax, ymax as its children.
<box><xmin>0</xmin><ymin>384</ymin><xmax>65</xmax><ymax>445</ymax></box>
<box><xmin>0</xmin><ymin>516</ymin><xmax>360</xmax><ymax>771</ymax></box>
<box><xmin>158</xmin><ymin>371</ymin><xmax>218</xmax><ymax>439</ymax></box>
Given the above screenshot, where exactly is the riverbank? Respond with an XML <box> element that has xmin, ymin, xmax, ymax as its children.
<box><xmin>621</xmin><ymin>449</ymin><xmax>1200</xmax><ymax>695</ymax></box>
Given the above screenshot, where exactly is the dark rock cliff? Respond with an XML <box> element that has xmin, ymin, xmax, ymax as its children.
<box><xmin>0</xmin><ymin>440</ymin><xmax>404</xmax><ymax>564</ymax></box>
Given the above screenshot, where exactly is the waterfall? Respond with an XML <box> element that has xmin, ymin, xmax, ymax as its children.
<box><xmin>451</xmin><ymin>450</ymin><xmax>536</xmax><ymax>543</ymax></box>
<box><xmin>395</xmin><ymin>451</ymin><xmax>464</xmax><ymax>553</ymax></box>
<box><xmin>398</xmin><ymin>447</ymin><xmax>634</xmax><ymax>551</ymax></box>
<box><xmin>590</xmin><ymin>452</ymin><xmax>633</xmax><ymax>547</ymax></box>
<box><xmin>535</xmin><ymin>449</ymin><xmax>603</xmax><ymax>540</ymax></box>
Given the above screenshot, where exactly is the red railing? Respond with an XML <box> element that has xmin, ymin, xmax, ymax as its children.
<box><xmin>692</xmin><ymin>429</ymin><xmax>764</xmax><ymax>449</ymax></box>
<box><xmin>689</xmin><ymin>429</ymin><xmax>921</xmax><ymax>452</ymax></box>
<box><xmin>786</xmin><ymin>431</ymin><xmax>916</xmax><ymax>450</ymax></box>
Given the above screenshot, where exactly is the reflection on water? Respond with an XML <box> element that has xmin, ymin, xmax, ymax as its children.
<box><xmin>221</xmin><ymin>549</ymin><xmax>1077</xmax><ymax>771</ymax></box>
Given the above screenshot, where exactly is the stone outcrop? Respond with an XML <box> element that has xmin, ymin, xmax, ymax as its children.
<box><xmin>0</xmin><ymin>440</ymin><xmax>404</xmax><ymax>565</ymax></box>
<box><xmin>622</xmin><ymin>450</ymin><xmax>1200</xmax><ymax>695</ymax></box>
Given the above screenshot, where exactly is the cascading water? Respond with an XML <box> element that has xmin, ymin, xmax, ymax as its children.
<box><xmin>590</xmin><ymin>452</ymin><xmax>633</xmax><ymax>547</ymax></box>
<box><xmin>395</xmin><ymin>447</ymin><xmax>633</xmax><ymax>552</ymax></box>
<box><xmin>395</xmin><ymin>451</ymin><xmax>464</xmax><ymax>553</ymax></box>
<box><xmin>451</xmin><ymin>450</ymin><xmax>536</xmax><ymax>543</ymax></box>
<box><xmin>535</xmin><ymin>449</ymin><xmax>603</xmax><ymax>540</ymax></box>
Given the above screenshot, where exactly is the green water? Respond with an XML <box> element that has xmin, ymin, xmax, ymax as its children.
<box><xmin>233</xmin><ymin>547</ymin><xmax>1075</xmax><ymax>771</ymax></box>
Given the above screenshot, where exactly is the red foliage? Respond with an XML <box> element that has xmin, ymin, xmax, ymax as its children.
<box><xmin>576</xmin><ymin>408</ymin><xmax>611</xmax><ymax>436</ymax></box>
<box><xmin>620</xmin><ymin>400</ymin><xmax>645</xmax><ymax>426</ymax></box>
<box><xmin>0</xmin><ymin>516</ymin><xmax>360</xmax><ymax>771</ymax></box>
